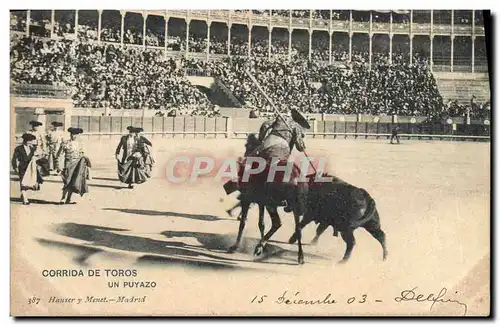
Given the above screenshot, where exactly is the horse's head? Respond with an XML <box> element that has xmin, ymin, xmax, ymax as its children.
<box><xmin>245</xmin><ymin>133</ymin><xmax>261</xmax><ymax>154</ymax></box>
<box><xmin>293</xmin><ymin>130</ymin><xmax>306</xmax><ymax>152</ymax></box>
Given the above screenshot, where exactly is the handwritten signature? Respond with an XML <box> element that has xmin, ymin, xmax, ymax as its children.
<box><xmin>394</xmin><ymin>287</ymin><xmax>468</xmax><ymax>316</ymax></box>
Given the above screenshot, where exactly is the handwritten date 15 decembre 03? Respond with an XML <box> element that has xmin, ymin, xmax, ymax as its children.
<box><xmin>251</xmin><ymin>287</ymin><xmax>468</xmax><ymax>316</ymax></box>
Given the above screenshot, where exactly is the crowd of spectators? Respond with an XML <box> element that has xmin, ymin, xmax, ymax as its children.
<box><xmin>11</xmin><ymin>36</ymin><xmax>216</xmax><ymax>115</ymax></box>
<box><xmin>145</xmin><ymin>29</ymin><xmax>164</xmax><ymax>47</ymax></box>
<box><xmin>444</xmin><ymin>97</ymin><xmax>490</xmax><ymax>119</ymax></box>
<box><xmin>11</xmin><ymin>30</ymin><xmax>490</xmax><ymax>120</ymax></box>
<box><xmin>100</xmin><ymin>23</ymin><xmax>121</xmax><ymax>43</ymax></box>
<box><xmin>210</xmin><ymin>35</ymin><xmax>227</xmax><ymax>54</ymax></box>
<box><xmin>192</xmin><ymin>53</ymin><xmax>446</xmax><ymax>117</ymax></box>
<box><xmin>229</xmin><ymin>36</ymin><xmax>247</xmax><ymax>56</ymax></box>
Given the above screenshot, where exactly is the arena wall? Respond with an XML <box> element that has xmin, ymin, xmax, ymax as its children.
<box><xmin>13</xmin><ymin>114</ymin><xmax>490</xmax><ymax>146</ymax></box>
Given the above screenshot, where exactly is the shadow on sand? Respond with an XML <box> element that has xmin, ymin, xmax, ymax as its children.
<box><xmin>45</xmin><ymin>223</ymin><xmax>327</xmax><ymax>271</ymax></box>
<box><xmin>103</xmin><ymin>208</ymin><xmax>231</xmax><ymax>222</ymax></box>
<box><xmin>91</xmin><ymin>177</ymin><xmax>119</xmax><ymax>182</ymax></box>
<box><xmin>161</xmin><ymin>230</ymin><xmax>330</xmax><ymax>262</ymax></box>
<box><xmin>10</xmin><ymin>197</ymin><xmax>61</xmax><ymax>205</ymax></box>
<box><xmin>12</xmin><ymin>177</ymin><xmax>124</xmax><ymax>190</ymax></box>
<box><xmin>37</xmin><ymin>238</ymin><xmax>105</xmax><ymax>265</ymax></box>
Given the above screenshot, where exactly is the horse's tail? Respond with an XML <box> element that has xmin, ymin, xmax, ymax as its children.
<box><xmin>351</xmin><ymin>188</ymin><xmax>377</xmax><ymax>228</ymax></box>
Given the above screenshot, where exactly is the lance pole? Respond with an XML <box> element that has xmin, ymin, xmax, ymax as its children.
<box><xmin>245</xmin><ymin>70</ymin><xmax>317</xmax><ymax>174</ymax></box>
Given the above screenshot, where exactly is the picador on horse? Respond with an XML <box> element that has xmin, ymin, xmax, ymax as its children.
<box><xmin>224</xmin><ymin>107</ymin><xmax>311</xmax><ymax>264</ymax></box>
<box><xmin>251</xmin><ymin>108</ymin><xmax>310</xmax><ymax>211</ymax></box>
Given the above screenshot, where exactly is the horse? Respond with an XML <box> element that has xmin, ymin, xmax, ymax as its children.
<box><xmin>288</xmin><ymin>175</ymin><xmax>388</xmax><ymax>263</ymax></box>
<box><xmin>225</xmin><ymin>132</ymin><xmax>309</xmax><ymax>265</ymax></box>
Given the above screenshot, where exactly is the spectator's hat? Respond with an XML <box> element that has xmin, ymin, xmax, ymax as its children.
<box><xmin>291</xmin><ymin>109</ymin><xmax>310</xmax><ymax>129</ymax></box>
<box><xmin>51</xmin><ymin>121</ymin><xmax>63</xmax><ymax>127</ymax></box>
<box><xmin>29</xmin><ymin>120</ymin><xmax>43</xmax><ymax>127</ymax></box>
<box><xmin>67</xmin><ymin>127</ymin><xmax>83</xmax><ymax>135</ymax></box>
<box><xmin>21</xmin><ymin>133</ymin><xmax>36</xmax><ymax>142</ymax></box>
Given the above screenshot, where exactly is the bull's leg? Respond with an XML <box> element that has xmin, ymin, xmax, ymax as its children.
<box><xmin>368</xmin><ymin>228</ymin><xmax>388</xmax><ymax>261</ymax></box>
<box><xmin>288</xmin><ymin>215</ymin><xmax>313</xmax><ymax>244</ymax></box>
<box><xmin>311</xmin><ymin>223</ymin><xmax>329</xmax><ymax>245</ymax></box>
<box><xmin>228</xmin><ymin>201</ymin><xmax>251</xmax><ymax>253</ymax></box>
<box><xmin>363</xmin><ymin>212</ymin><xmax>388</xmax><ymax>260</ymax></box>
<box><xmin>339</xmin><ymin>229</ymin><xmax>355</xmax><ymax>263</ymax></box>
<box><xmin>363</xmin><ymin>217</ymin><xmax>387</xmax><ymax>260</ymax></box>
<box><xmin>254</xmin><ymin>206</ymin><xmax>282</xmax><ymax>256</ymax></box>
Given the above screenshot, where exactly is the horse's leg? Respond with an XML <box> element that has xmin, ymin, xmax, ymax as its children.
<box><xmin>292</xmin><ymin>183</ymin><xmax>308</xmax><ymax>264</ymax></box>
<box><xmin>258</xmin><ymin>204</ymin><xmax>265</xmax><ymax>240</ymax></box>
<box><xmin>339</xmin><ymin>228</ymin><xmax>355</xmax><ymax>263</ymax></box>
<box><xmin>228</xmin><ymin>201</ymin><xmax>251</xmax><ymax>253</ymax></box>
<box><xmin>363</xmin><ymin>212</ymin><xmax>388</xmax><ymax>260</ymax></box>
<box><xmin>262</xmin><ymin>206</ymin><xmax>282</xmax><ymax>242</ymax></box>
<box><xmin>253</xmin><ymin>204</ymin><xmax>266</xmax><ymax>256</ymax></box>
<box><xmin>294</xmin><ymin>211</ymin><xmax>305</xmax><ymax>265</ymax></box>
<box><xmin>311</xmin><ymin>223</ymin><xmax>329</xmax><ymax>245</ymax></box>
<box><xmin>254</xmin><ymin>206</ymin><xmax>282</xmax><ymax>256</ymax></box>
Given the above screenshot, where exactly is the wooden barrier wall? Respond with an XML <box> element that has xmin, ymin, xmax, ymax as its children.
<box><xmin>14</xmin><ymin>115</ymin><xmax>490</xmax><ymax>142</ymax></box>
<box><xmin>70</xmin><ymin>116</ymin><xmax>229</xmax><ymax>138</ymax></box>
<box><xmin>66</xmin><ymin>116</ymin><xmax>490</xmax><ymax>140</ymax></box>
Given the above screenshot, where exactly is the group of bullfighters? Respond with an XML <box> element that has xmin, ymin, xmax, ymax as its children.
<box><xmin>11</xmin><ymin>121</ymin><xmax>154</xmax><ymax>205</ymax></box>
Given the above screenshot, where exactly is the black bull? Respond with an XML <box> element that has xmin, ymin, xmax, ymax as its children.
<box><xmin>225</xmin><ymin>163</ymin><xmax>387</xmax><ymax>264</ymax></box>
<box><xmin>288</xmin><ymin>177</ymin><xmax>388</xmax><ymax>263</ymax></box>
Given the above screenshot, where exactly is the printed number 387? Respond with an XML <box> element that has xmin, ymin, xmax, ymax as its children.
<box><xmin>28</xmin><ymin>297</ymin><xmax>40</xmax><ymax>305</ymax></box>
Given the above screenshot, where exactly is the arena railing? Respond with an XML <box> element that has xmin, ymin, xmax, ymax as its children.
<box><xmin>233</xmin><ymin>120</ymin><xmax>490</xmax><ymax>141</ymax></box>
<box><xmin>50</xmin><ymin>114</ymin><xmax>490</xmax><ymax>142</ymax></box>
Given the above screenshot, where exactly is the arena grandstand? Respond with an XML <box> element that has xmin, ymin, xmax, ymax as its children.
<box><xmin>10</xmin><ymin>10</ymin><xmax>491</xmax><ymax>121</ymax></box>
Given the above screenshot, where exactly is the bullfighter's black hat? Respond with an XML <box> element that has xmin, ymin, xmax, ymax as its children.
<box><xmin>29</xmin><ymin>120</ymin><xmax>43</xmax><ymax>127</ymax></box>
<box><xmin>51</xmin><ymin>121</ymin><xmax>64</xmax><ymax>127</ymax></box>
<box><xmin>291</xmin><ymin>109</ymin><xmax>310</xmax><ymax>129</ymax></box>
<box><xmin>126</xmin><ymin>126</ymin><xmax>134</xmax><ymax>132</ymax></box>
<box><xmin>67</xmin><ymin>127</ymin><xmax>83</xmax><ymax>135</ymax></box>
<box><xmin>133</xmin><ymin>127</ymin><xmax>144</xmax><ymax>133</ymax></box>
<box><xmin>21</xmin><ymin>133</ymin><xmax>36</xmax><ymax>142</ymax></box>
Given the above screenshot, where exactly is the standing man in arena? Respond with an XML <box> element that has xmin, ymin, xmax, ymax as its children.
<box><xmin>57</xmin><ymin>127</ymin><xmax>91</xmax><ymax>204</ymax></box>
<box><xmin>27</xmin><ymin>120</ymin><xmax>50</xmax><ymax>176</ymax></box>
<box><xmin>116</xmin><ymin>126</ymin><xmax>137</xmax><ymax>188</ymax></box>
<box><xmin>46</xmin><ymin>121</ymin><xmax>64</xmax><ymax>175</ymax></box>
<box><xmin>390</xmin><ymin>124</ymin><xmax>401</xmax><ymax>144</ymax></box>
<box><xmin>27</xmin><ymin>120</ymin><xmax>46</xmax><ymax>157</ymax></box>
<box><xmin>133</xmin><ymin>127</ymin><xmax>154</xmax><ymax>179</ymax></box>
<box><xmin>11</xmin><ymin>133</ymin><xmax>41</xmax><ymax>205</ymax></box>
<box><xmin>115</xmin><ymin>126</ymin><xmax>151</xmax><ymax>188</ymax></box>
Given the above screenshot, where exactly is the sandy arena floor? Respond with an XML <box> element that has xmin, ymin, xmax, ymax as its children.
<box><xmin>10</xmin><ymin>138</ymin><xmax>490</xmax><ymax>316</ymax></box>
